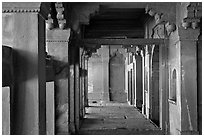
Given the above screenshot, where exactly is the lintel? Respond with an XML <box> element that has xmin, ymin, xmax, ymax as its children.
<box><xmin>81</xmin><ymin>38</ymin><xmax>165</xmax><ymax>47</ymax></box>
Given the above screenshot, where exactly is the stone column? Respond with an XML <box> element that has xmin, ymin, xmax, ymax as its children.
<box><xmin>141</xmin><ymin>49</ymin><xmax>145</xmax><ymax>115</ymax></box>
<box><xmin>135</xmin><ymin>54</ymin><xmax>143</xmax><ymax>110</ymax></box>
<box><xmin>132</xmin><ymin>57</ymin><xmax>136</xmax><ymax>106</ymax></box>
<box><xmin>69</xmin><ymin>49</ymin><xmax>75</xmax><ymax>134</ymax></box>
<box><xmin>144</xmin><ymin>45</ymin><xmax>152</xmax><ymax>118</ymax></box>
<box><xmin>79</xmin><ymin>48</ymin><xmax>84</xmax><ymax>119</ymax></box>
<box><xmin>168</xmin><ymin>27</ymin><xmax>200</xmax><ymax>135</ymax></box>
<box><xmin>82</xmin><ymin>55</ymin><xmax>87</xmax><ymax>115</ymax></box>
<box><xmin>159</xmin><ymin>40</ymin><xmax>169</xmax><ymax>133</ymax></box>
<box><xmin>46</xmin><ymin>29</ymin><xmax>71</xmax><ymax>134</ymax></box>
<box><xmin>101</xmin><ymin>46</ymin><xmax>110</xmax><ymax>101</ymax></box>
<box><xmin>74</xmin><ymin>47</ymin><xmax>80</xmax><ymax>132</ymax></box>
<box><xmin>124</xmin><ymin>52</ymin><xmax>129</xmax><ymax>101</ymax></box>
<box><xmin>84</xmin><ymin>57</ymin><xmax>89</xmax><ymax>106</ymax></box>
<box><xmin>2</xmin><ymin>2</ymin><xmax>50</xmax><ymax>134</ymax></box>
<box><xmin>133</xmin><ymin>56</ymin><xmax>137</xmax><ymax>107</ymax></box>
<box><xmin>180</xmin><ymin>29</ymin><xmax>199</xmax><ymax>135</ymax></box>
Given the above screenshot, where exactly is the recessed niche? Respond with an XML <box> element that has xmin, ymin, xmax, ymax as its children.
<box><xmin>169</xmin><ymin>69</ymin><xmax>177</xmax><ymax>103</ymax></box>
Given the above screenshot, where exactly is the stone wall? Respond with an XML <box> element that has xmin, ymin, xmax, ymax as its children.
<box><xmin>2</xmin><ymin>10</ymin><xmax>47</xmax><ymax>134</ymax></box>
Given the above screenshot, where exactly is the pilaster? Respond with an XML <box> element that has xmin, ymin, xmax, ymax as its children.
<box><xmin>168</xmin><ymin>25</ymin><xmax>200</xmax><ymax>134</ymax></box>
<box><xmin>179</xmin><ymin>28</ymin><xmax>200</xmax><ymax>135</ymax></box>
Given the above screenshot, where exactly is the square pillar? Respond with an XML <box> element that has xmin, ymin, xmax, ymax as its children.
<box><xmin>79</xmin><ymin>48</ymin><xmax>84</xmax><ymax>119</ymax></box>
<box><xmin>46</xmin><ymin>82</ymin><xmax>55</xmax><ymax>135</ymax></box>
<box><xmin>159</xmin><ymin>40</ymin><xmax>169</xmax><ymax>133</ymax></box>
<box><xmin>74</xmin><ymin>47</ymin><xmax>80</xmax><ymax>132</ymax></box>
<box><xmin>135</xmin><ymin>55</ymin><xmax>143</xmax><ymax>110</ymax></box>
<box><xmin>2</xmin><ymin>3</ymin><xmax>50</xmax><ymax>134</ymax></box>
<box><xmin>46</xmin><ymin>29</ymin><xmax>71</xmax><ymax>134</ymax></box>
<box><xmin>101</xmin><ymin>46</ymin><xmax>110</xmax><ymax>101</ymax></box>
<box><xmin>141</xmin><ymin>50</ymin><xmax>146</xmax><ymax>115</ymax></box>
<box><xmin>84</xmin><ymin>58</ymin><xmax>89</xmax><ymax>107</ymax></box>
<box><xmin>168</xmin><ymin>28</ymin><xmax>200</xmax><ymax>135</ymax></box>
<box><xmin>68</xmin><ymin>40</ymin><xmax>80</xmax><ymax>134</ymax></box>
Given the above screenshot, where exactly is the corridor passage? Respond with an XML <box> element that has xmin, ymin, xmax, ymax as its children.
<box><xmin>78</xmin><ymin>101</ymin><xmax>163</xmax><ymax>135</ymax></box>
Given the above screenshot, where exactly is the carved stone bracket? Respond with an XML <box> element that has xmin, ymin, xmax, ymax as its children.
<box><xmin>46</xmin><ymin>2</ymin><xmax>67</xmax><ymax>30</ymax></box>
<box><xmin>146</xmin><ymin>4</ymin><xmax>177</xmax><ymax>38</ymax></box>
<box><xmin>140</xmin><ymin>47</ymin><xmax>145</xmax><ymax>58</ymax></box>
<box><xmin>70</xmin><ymin>3</ymin><xmax>100</xmax><ymax>32</ymax></box>
<box><xmin>82</xmin><ymin>43</ymin><xmax>102</xmax><ymax>59</ymax></box>
<box><xmin>181</xmin><ymin>2</ymin><xmax>201</xmax><ymax>30</ymax></box>
<box><xmin>46</xmin><ymin>13</ymin><xmax>54</xmax><ymax>30</ymax></box>
<box><xmin>145</xmin><ymin>45</ymin><xmax>155</xmax><ymax>56</ymax></box>
<box><xmin>127</xmin><ymin>46</ymin><xmax>137</xmax><ymax>54</ymax></box>
<box><xmin>55</xmin><ymin>2</ymin><xmax>66</xmax><ymax>29</ymax></box>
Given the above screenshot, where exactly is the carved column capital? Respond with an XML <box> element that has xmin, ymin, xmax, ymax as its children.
<box><xmin>146</xmin><ymin>3</ymin><xmax>177</xmax><ymax>38</ymax></box>
<box><xmin>46</xmin><ymin>29</ymin><xmax>71</xmax><ymax>43</ymax></box>
<box><xmin>145</xmin><ymin>45</ymin><xmax>155</xmax><ymax>56</ymax></box>
<box><xmin>178</xmin><ymin>27</ymin><xmax>200</xmax><ymax>41</ymax></box>
<box><xmin>139</xmin><ymin>46</ymin><xmax>145</xmax><ymax>58</ymax></box>
<box><xmin>127</xmin><ymin>46</ymin><xmax>137</xmax><ymax>54</ymax></box>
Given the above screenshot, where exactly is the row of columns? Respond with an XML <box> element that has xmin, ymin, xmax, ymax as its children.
<box><xmin>125</xmin><ymin>43</ymin><xmax>168</xmax><ymax>132</ymax></box>
<box><xmin>2</xmin><ymin>3</ymin><xmax>90</xmax><ymax>135</ymax></box>
<box><xmin>126</xmin><ymin>26</ymin><xmax>200</xmax><ymax>135</ymax></box>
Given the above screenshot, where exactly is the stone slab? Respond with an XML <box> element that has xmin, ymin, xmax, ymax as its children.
<box><xmin>2</xmin><ymin>87</ymin><xmax>10</xmax><ymax>135</ymax></box>
<box><xmin>46</xmin><ymin>82</ymin><xmax>55</xmax><ymax>135</ymax></box>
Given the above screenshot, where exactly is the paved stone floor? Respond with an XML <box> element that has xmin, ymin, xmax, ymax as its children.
<box><xmin>78</xmin><ymin>101</ymin><xmax>164</xmax><ymax>135</ymax></box>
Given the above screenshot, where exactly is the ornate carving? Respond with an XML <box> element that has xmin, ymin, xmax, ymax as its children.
<box><xmin>46</xmin><ymin>13</ymin><xmax>54</xmax><ymax>30</ymax></box>
<box><xmin>55</xmin><ymin>2</ymin><xmax>66</xmax><ymax>29</ymax></box>
<box><xmin>146</xmin><ymin>4</ymin><xmax>177</xmax><ymax>37</ymax></box>
<box><xmin>182</xmin><ymin>2</ymin><xmax>201</xmax><ymax>30</ymax></box>
<box><xmin>140</xmin><ymin>47</ymin><xmax>145</xmax><ymax>58</ymax></box>
<box><xmin>127</xmin><ymin>46</ymin><xmax>137</xmax><ymax>54</ymax></box>
<box><xmin>165</xmin><ymin>22</ymin><xmax>177</xmax><ymax>36</ymax></box>
<box><xmin>2</xmin><ymin>2</ymin><xmax>51</xmax><ymax>18</ymax></box>
<box><xmin>2</xmin><ymin>8</ymin><xmax>40</xmax><ymax>13</ymax></box>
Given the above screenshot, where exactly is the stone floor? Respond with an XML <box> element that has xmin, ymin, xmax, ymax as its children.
<box><xmin>78</xmin><ymin>101</ymin><xmax>164</xmax><ymax>135</ymax></box>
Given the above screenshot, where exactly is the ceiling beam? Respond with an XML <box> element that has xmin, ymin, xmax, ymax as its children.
<box><xmin>81</xmin><ymin>38</ymin><xmax>165</xmax><ymax>46</ymax></box>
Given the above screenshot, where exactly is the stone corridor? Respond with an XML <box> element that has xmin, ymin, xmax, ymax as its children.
<box><xmin>2</xmin><ymin>2</ymin><xmax>202</xmax><ymax>135</ymax></box>
<box><xmin>78</xmin><ymin>101</ymin><xmax>163</xmax><ymax>135</ymax></box>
